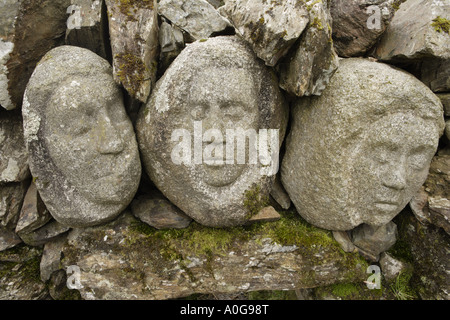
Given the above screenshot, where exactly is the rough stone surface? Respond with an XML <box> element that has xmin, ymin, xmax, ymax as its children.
<box><xmin>0</xmin><ymin>181</ymin><xmax>29</xmax><ymax>231</ymax></box>
<box><xmin>15</xmin><ymin>182</ymin><xmax>52</xmax><ymax>235</ymax></box>
<box><xmin>332</xmin><ymin>231</ymin><xmax>356</xmax><ymax>253</ymax></box>
<box><xmin>446</xmin><ymin>120</ymin><xmax>450</xmax><ymax>140</ymax></box>
<box><xmin>409</xmin><ymin>154</ymin><xmax>450</xmax><ymax>234</ymax></box>
<box><xmin>0</xmin><ymin>111</ymin><xmax>30</xmax><ymax>183</ymax></box>
<box><xmin>23</xmin><ymin>45</ymin><xmax>141</xmax><ymax>228</ymax></box>
<box><xmin>379</xmin><ymin>252</ymin><xmax>409</xmax><ymax>282</ymax></box>
<box><xmin>40</xmin><ymin>235</ymin><xmax>66</xmax><ymax>282</ymax></box>
<box><xmin>330</xmin><ymin>0</ymin><xmax>395</xmax><ymax>57</ymax></box>
<box><xmin>394</xmin><ymin>209</ymin><xmax>449</xmax><ymax>300</ymax></box>
<box><xmin>278</xmin><ymin>0</ymin><xmax>339</xmax><ymax>97</ymax></box>
<box><xmin>281</xmin><ymin>58</ymin><xmax>445</xmax><ymax>231</ymax></box>
<box><xmin>0</xmin><ymin>226</ymin><xmax>22</xmax><ymax>251</ymax></box>
<box><xmin>219</xmin><ymin>0</ymin><xmax>309</xmax><ymax>66</ymax></box>
<box><xmin>437</xmin><ymin>93</ymin><xmax>450</xmax><ymax>116</ymax></box>
<box><xmin>420</xmin><ymin>59</ymin><xmax>450</xmax><ymax>93</ymax></box>
<box><xmin>106</xmin><ymin>0</ymin><xmax>159</xmax><ymax>103</ymax></box>
<box><xmin>136</xmin><ymin>36</ymin><xmax>288</xmax><ymax>227</ymax></box>
<box><xmin>351</xmin><ymin>222</ymin><xmax>398</xmax><ymax>258</ymax></box>
<box><xmin>18</xmin><ymin>220</ymin><xmax>70</xmax><ymax>247</ymax></box>
<box><xmin>159</xmin><ymin>19</ymin><xmax>185</xmax><ymax>72</ymax></box>
<box><xmin>1</xmin><ymin>0</ymin><xmax>71</xmax><ymax>110</ymax></box>
<box><xmin>0</xmin><ymin>245</ymin><xmax>48</xmax><ymax>300</ymax></box>
<box><xmin>375</xmin><ymin>0</ymin><xmax>450</xmax><ymax>61</ymax></box>
<box><xmin>158</xmin><ymin>0</ymin><xmax>231</xmax><ymax>41</ymax></box>
<box><xmin>58</xmin><ymin>211</ymin><xmax>368</xmax><ymax>300</ymax></box>
<box><xmin>270</xmin><ymin>175</ymin><xmax>291</xmax><ymax>210</ymax></box>
<box><xmin>131</xmin><ymin>194</ymin><xmax>192</xmax><ymax>230</ymax></box>
<box><xmin>65</xmin><ymin>0</ymin><xmax>109</xmax><ymax>60</ymax></box>
<box><xmin>0</xmin><ymin>0</ymin><xmax>20</xmax><ymax>110</ymax></box>
<box><xmin>245</xmin><ymin>206</ymin><xmax>280</xmax><ymax>225</ymax></box>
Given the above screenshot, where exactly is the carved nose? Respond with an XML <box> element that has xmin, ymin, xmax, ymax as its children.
<box><xmin>97</xmin><ymin>118</ymin><xmax>124</xmax><ymax>154</ymax></box>
<box><xmin>382</xmin><ymin>162</ymin><xmax>407</xmax><ymax>190</ymax></box>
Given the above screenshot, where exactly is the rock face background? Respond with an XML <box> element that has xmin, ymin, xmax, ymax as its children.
<box><xmin>0</xmin><ymin>0</ymin><xmax>449</xmax><ymax>301</ymax></box>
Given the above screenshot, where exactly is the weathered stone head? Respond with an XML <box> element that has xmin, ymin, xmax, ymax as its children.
<box><xmin>136</xmin><ymin>36</ymin><xmax>288</xmax><ymax>227</ymax></box>
<box><xmin>23</xmin><ymin>45</ymin><xmax>141</xmax><ymax>228</ymax></box>
<box><xmin>281</xmin><ymin>58</ymin><xmax>445</xmax><ymax>231</ymax></box>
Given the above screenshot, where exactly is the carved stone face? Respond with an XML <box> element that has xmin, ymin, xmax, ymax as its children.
<box><xmin>45</xmin><ymin>75</ymin><xmax>141</xmax><ymax>204</ymax></box>
<box><xmin>180</xmin><ymin>67</ymin><xmax>259</xmax><ymax>187</ymax></box>
<box><xmin>136</xmin><ymin>36</ymin><xmax>288</xmax><ymax>227</ymax></box>
<box><xmin>352</xmin><ymin>113</ymin><xmax>439</xmax><ymax>225</ymax></box>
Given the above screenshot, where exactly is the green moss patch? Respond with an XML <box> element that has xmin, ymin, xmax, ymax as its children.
<box><xmin>431</xmin><ymin>16</ymin><xmax>450</xmax><ymax>34</ymax></box>
<box><xmin>115</xmin><ymin>53</ymin><xmax>149</xmax><ymax>97</ymax></box>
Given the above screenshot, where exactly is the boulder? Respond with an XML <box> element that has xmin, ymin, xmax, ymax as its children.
<box><xmin>158</xmin><ymin>0</ymin><xmax>231</xmax><ymax>41</ymax></box>
<box><xmin>0</xmin><ymin>0</ymin><xmax>71</xmax><ymax>110</ymax></box>
<box><xmin>105</xmin><ymin>0</ymin><xmax>159</xmax><ymax>103</ymax></box>
<box><xmin>23</xmin><ymin>45</ymin><xmax>141</xmax><ymax>228</ymax></box>
<box><xmin>219</xmin><ymin>0</ymin><xmax>309</xmax><ymax>66</ymax></box>
<box><xmin>136</xmin><ymin>36</ymin><xmax>288</xmax><ymax>227</ymax></box>
<box><xmin>281</xmin><ymin>58</ymin><xmax>445</xmax><ymax>231</ymax></box>
<box><xmin>375</xmin><ymin>0</ymin><xmax>450</xmax><ymax>61</ymax></box>
<box><xmin>278</xmin><ymin>0</ymin><xmax>339</xmax><ymax>97</ymax></box>
<box><xmin>330</xmin><ymin>0</ymin><xmax>395</xmax><ymax>57</ymax></box>
<box><xmin>0</xmin><ymin>111</ymin><xmax>30</xmax><ymax>183</ymax></box>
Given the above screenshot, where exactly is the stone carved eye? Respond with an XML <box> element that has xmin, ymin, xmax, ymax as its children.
<box><xmin>408</xmin><ymin>152</ymin><xmax>429</xmax><ymax>171</ymax></box>
<box><xmin>221</xmin><ymin>102</ymin><xmax>244</xmax><ymax>121</ymax></box>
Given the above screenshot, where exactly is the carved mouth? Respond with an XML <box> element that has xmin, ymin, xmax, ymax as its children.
<box><xmin>374</xmin><ymin>201</ymin><xmax>400</xmax><ymax>211</ymax></box>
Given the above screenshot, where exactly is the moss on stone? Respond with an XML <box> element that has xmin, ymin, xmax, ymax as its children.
<box><xmin>243</xmin><ymin>184</ymin><xmax>270</xmax><ymax>219</ymax></box>
<box><xmin>118</xmin><ymin>0</ymin><xmax>154</xmax><ymax>18</ymax></box>
<box><xmin>390</xmin><ymin>270</ymin><xmax>417</xmax><ymax>300</ymax></box>
<box><xmin>115</xmin><ymin>52</ymin><xmax>148</xmax><ymax>97</ymax></box>
<box><xmin>431</xmin><ymin>16</ymin><xmax>450</xmax><ymax>35</ymax></box>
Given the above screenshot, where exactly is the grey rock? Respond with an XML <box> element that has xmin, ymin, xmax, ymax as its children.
<box><xmin>281</xmin><ymin>58</ymin><xmax>445</xmax><ymax>231</ymax></box>
<box><xmin>375</xmin><ymin>0</ymin><xmax>450</xmax><ymax>61</ymax></box>
<box><xmin>159</xmin><ymin>19</ymin><xmax>185</xmax><ymax>72</ymax></box>
<box><xmin>270</xmin><ymin>175</ymin><xmax>291</xmax><ymax>210</ymax></box>
<box><xmin>206</xmin><ymin>0</ymin><xmax>224</xmax><ymax>9</ymax></box>
<box><xmin>158</xmin><ymin>0</ymin><xmax>231</xmax><ymax>40</ymax></box>
<box><xmin>0</xmin><ymin>181</ymin><xmax>29</xmax><ymax>230</ymax></box>
<box><xmin>136</xmin><ymin>36</ymin><xmax>288</xmax><ymax>227</ymax></box>
<box><xmin>65</xmin><ymin>0</ymin><xmax>109</xmax><ymax>59</ymax></box>
<box><xmin>381</xmin><ymin>252</ymin><xmax>409</xmax><ymax>281</ymax></box>
<box><xmin>18</xmin><ymin>220</ymin><xmax>70</xmax><ymax>247</ymax></box>
<box><xmin>40</xmin><ymin>235</ymin><xmax>66</xmax><ymax>282</ymax></box>
<box><xmin>278</xmin><ymin>0</ymin><xmax>339</xmax><ymax>97</ymax></box>
<box><xmin>23</xmin><ymin>45</ymin><xmax>141</xmax><ymax>228</ymax></box>
<box><xmin>332</xmin><ymin>230</ymin><xmax>356</xmax><ymax>253</ymax></box>
<box><xmin>437</xmin><ymin>93</ymin><xmax>450</xmax><ymax>116</ymax></box>
<box><xmin>105</xmin><ymin>0</ymin><xmax>159</xmax><ymax>103</ymax></box>
<box><xmin>420</xmin><ymin>59</ymin><xmax>450</xmax><ymax>93</ymax></box>
<box><xmin>0</xmin><ymin>226</ymin><xmax>22</xmax><ymax>251</ymax></box>
<box><xmin>131</xmin><ymin>194</ymin><xmax>192</xmax><ymax>229</ymax></box>
<box><xmin>351</xmin><ymin>222</ymin><xmax>398</xmax><ymax>258</ymax></box>
<box><xmin>15</xmin><ymin>182</ymin><xmax>52</xmax><ymax>235</ymax></box>
<box><xmin>0</xmin><ymin>112</ymin><xmax>30</xmax><ymax>183</ymax></box>
<box><xmin>409</xmin><ymin>154</ymin><xmax>450</xmax><ymax>234</ymax></box>
<box><xmin>330</xmin><ymin>0</ymin><xmax>395</xmax><ymax>57</ymax></box>
<box><xmin>0</xmin><ymin>0</ymin><xmax>71</xmax><ymax>110</ymax></box>
<box><xmin>219</xmin><ymin>0</ymin><xmax>309</xmax><ymax>66</ymax></box>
